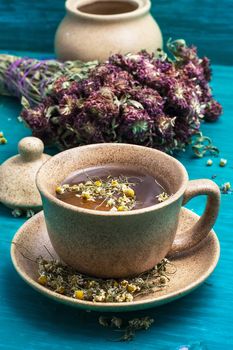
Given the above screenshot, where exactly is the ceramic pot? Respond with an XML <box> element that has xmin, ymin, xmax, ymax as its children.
<box><xmin>36</xmin><ymin>144</ymin><xmax>220</xmax><ymax>278</ymax></box>
<box><xmin>55</xmin><ymin>0</ymin><xmax>163</xmax><ymax>62</ymax></box>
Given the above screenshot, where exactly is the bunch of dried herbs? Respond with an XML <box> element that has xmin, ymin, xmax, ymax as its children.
<box><xmin>36</xmin><ymin>256</ymin><xmax>176</xmax><ymax>303</ymax></box>
<box><xmin>0</xmin><ymin>54</ymin><xmax>97</xmax><ymax>106</ymax></box>
<box><xmin>0</xmin><ymin>39</ymin><xmax>222</xmax><ymax>154</ymax></box>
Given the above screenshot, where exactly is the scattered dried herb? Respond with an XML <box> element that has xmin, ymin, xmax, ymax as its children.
<box><xmin>35</xmin><ymin>256</ymin><xmax>176</xmax><ymax>303</ymax></box>
<box><xmin>206</xmin><ymin>159</ymin><xmax>213</xmax><ymax>166</ymax></box>
<box><xmin>191</xmin><ymin>132</ymin><xmax>219</xmax><ymax>158</ymax></box>
<box><xmin>0</xmin><ymin>131</ymin><xmax>7</xmax><ymax>144</ymax></box>
<box><xmin>156</xmin><ymin>192</ymin><xmax>170</xmax><ymax>202</ymax></box>
<box><xmin>98</xmin><ymin>315</ymin><xmax>154</xmax><ymax>341</ymax></box>
<box><xmin>11</xmin><ymin>208</ymin><xmax>35</xmax><ymax>218</ymax></box>
<box><xmin>219</xmin><ymin>158</ymin><xmax>227</xmax><ymax>167</ymax></box>
<box><xmin>220</xmin><ymin>182</ymin><xmax>232</xmax><ymax>194</ymax></box>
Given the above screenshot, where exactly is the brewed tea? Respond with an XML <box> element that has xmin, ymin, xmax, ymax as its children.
<box><xmin>56</xmin><ymin>165</ymin><xmax>170</xmax><ymax>211</ymax></box>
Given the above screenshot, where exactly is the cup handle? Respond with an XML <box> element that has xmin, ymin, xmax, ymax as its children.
<box><xmin>168</xmin><ymin>179</ymin><xmax>220</xmax><ymax>257</ymax></box>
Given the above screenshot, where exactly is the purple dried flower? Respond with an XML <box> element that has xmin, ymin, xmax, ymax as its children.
<box><xmin>129</xmin><ymin>87</ymin><xmax>164</xmax><ymax>116</ymax></box>
<box><xmin>103</xmin><ymin>70</ymin><xmax>136</xmax><ymax>96</ymax></box>
<box><xmin>83</xmin><ymin>87</ymin><xmax>119</xmax><ymax>124</ymax></box>
<box><xmin>21</xmin><ymin>104</ymin><xmax>48</xmax><ymax>130</ymax></box>
<box><xmin>119</xmin><ymin>106</ymin><xmax>152</xmax><ymax>144</ymax></box>
<box><xmin>50</xmin><ymin>77</ymin><xmax>71</xmax><ymax>98</ymax></box>
<box><xmin>204</xmin><ymin>99</ymin><xmax>223</xmax><ymax>122</ymax></box>
<box><xmin>79</xmin><ymin>77</ymin><xmax>102</xmax><ymax>97</ymax></box>
<box><xmin>200</xmin><ymin>57</ymin><xmax>212</xmax><ymax>82</ymax></box>
<box><xmin>73</xmin><ymin>111</ymin><xmax>111</xmax><ymax>145</ymax></box>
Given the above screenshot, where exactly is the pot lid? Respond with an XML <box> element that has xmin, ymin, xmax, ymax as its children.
<box><xmin>0</xmin><ymin>137</ymin><xmax>51</xmax><ymax>211</ymax></box>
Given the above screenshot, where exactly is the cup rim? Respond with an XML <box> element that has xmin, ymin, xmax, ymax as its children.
<box><xmin>66</xmin><ymin>0</ymin><xmax>151</xmax><ymax>21</ymax></box>
<box><xmin>36</xmin><ymin>143</ymin><xmax>188</xmax><ymax>216</ymax></box>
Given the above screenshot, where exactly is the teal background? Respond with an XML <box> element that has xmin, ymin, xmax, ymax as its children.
<box><xmin>0</xmin><ymin>0</ymin><xmax>233</xmax><ymax>64</ymax></box>
<box><xmin>0</xmin><ymin>1</ymin><xmax>233</xmax><ymax>349</ymax></box>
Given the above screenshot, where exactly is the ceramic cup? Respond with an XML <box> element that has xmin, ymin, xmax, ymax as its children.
<box><xmin>36</xmin><ymin>143</ymin><xmax>220</xmax><ymax>278</ymax></box>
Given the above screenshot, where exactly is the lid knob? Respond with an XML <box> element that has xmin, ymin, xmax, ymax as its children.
<box><xmin>18</xmin><ymin>137</ymin><xmax>44</xmax><ymax>161</ymax></box>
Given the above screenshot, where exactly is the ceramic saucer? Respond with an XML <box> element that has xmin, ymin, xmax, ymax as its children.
<box><xmin>11</xmin><ymin>207</ymin><xmax>220</xmax><ymax>312</ymax></box>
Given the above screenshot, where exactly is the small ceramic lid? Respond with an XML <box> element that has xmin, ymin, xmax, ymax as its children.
<box><xmin>0</xmin><ymin>137</ymin><xmax>51</xmax><ymax>211</ymax></box>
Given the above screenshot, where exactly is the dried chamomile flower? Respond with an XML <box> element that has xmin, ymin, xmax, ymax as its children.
<box><xmin>127</xmin><ymin>284</ymin><xmax>138</xmax><ymax>293</ymax></box>
<box><xmin>98</xmin><ymin>316</ymin><xmax>109</xmax><ymax>327</ymax></box>
<box><xmin>74</xmin><ymin>290</ymin><xmax>84</xmax><ymax>300</ymax></box>
<box><xmin>93</xmin><ymin>289</ymin><xmax>106</xmax><ymax>302</ymax></box>
<box><xmin>0</xmin><ymin>131</ymin><xmax>7</xmax><ymax>144</ymax></box>
<box><xmin>111</xmin><ymin>180</ymin><xmax>119</xmax><ymax>187</ymax></box>
<box><xmin>56</xmin><ymin>286</ymin><xmax>65</xmax><ymax>294</ymax></box>
<box><xmin>38</xmin><ymin>274</ymin><xmax>47</xmax><ymax>286</ymax></box>
<box><xmin>159</xmin><ymin>276</ymin><xmax>167</xmax><ymax>284</ymax></box>
<box><xmin>206</xmin><ymin>159</ymin><xmax>213</xmax><ymax>166</ymax></box>
<box><xmin>0</xmin><ymin>137</ymin><xmax>7</xmax><ymax>144</ymax></box>
<box><xmin>128</xmin><ymin>316</ymin><xmax>154</xmax><ymax>330</ymax></box>
<box><xmin>26</xmin><ymin>209</ymin><xmax>35</xmax><ymax>218</ymax></box>
<box><xmin>111</xmin><ymin>317</ymin><xmax>123</xmax><ymax>329</ymax></box>
<box><xmin>220</xmin><ymin>182</ymin><xmax>232</xmax><ymax>194</ymax></box>
<box><xmin>219</xmin><ymin>158</ymin><xmax>227</xmax><ymax>167</ymax></box>
<box><xmin>81</xmin><ymin>192</ymin><xmax>91</xmax><ymax>200</ymax></box>
<box><xmin>55</xmin><ymin>186</ymin><xmax>65</xmax><ymax>194</ymax></box>
<box><xmin>11</xmin><ymin>208</ymin><xmax>23</xmax><ymax>217</ymax></box>
<box><xmin>123</xmin><ymin>187</ymin><xmax>135</xmax><ymax>198</ymax></box>
<box><xmin>156</xmin><ymin>192</ymin><xmax>170</xmax><ymax>202</ymax></box>
<box><xmin>116</xmin><ymin>316</ymin><xmax>155</xmax><ymax>342</ymax></box>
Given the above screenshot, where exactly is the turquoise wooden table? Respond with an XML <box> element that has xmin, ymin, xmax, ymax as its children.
<box><xmin>0</xmin><ymin>62</ymin><xmax>233</xmax><ymax>349</ymax></box>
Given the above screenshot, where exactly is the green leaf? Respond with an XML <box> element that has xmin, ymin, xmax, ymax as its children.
<box><xmin>132</xmin><ymin>121</ymin><xmax>148</xmax><ymax>134</ymax></box>
<box><xmin>46</xmin><ymin>106</ymin><xmax>58</xmax><ymax>119</ymax></box>
<box><xmin>21</xmin><ymin>96</ymin><xmax>30</xmax><ymax>109</ymax></box>
<box><xmin>127</xmin><ymin>99</ymin><xmax>144</xmax><ymax>110</ymax></box>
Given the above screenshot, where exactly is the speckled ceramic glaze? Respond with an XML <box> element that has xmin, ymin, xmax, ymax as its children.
<box><xmin>36</xmin><ymin>143</ymin><xmax>220</xmax><ymax>278</ymax></box>
<box><xmin>11</xmin><ymin>208</ymin><xmax>220</xmax><ymax>312</ymax></box>
<box><xmin>0</xmin><ymin>137</ymin><xmax>51</xmax><ymax>211</ymax></box>
<box><xmin>55</xmin><ymin>0</ymin><xmax>162</xmax><ymax>62</ymax></box>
